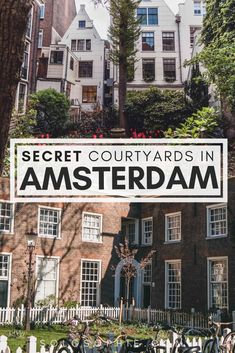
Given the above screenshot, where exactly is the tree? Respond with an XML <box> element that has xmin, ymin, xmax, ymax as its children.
<box><xmin>0</xmin><ymin>0</ymin><xmax>33</xmax><ymax>174</ymax></box>
<box><xmin>108</xmin><ymin>0</ymin><xmax>141</xmax><ymax>132</ymax></box>
<box><xmin>114</xmin><ymin>239</ymin><xmax>155</xmax><ymax>307</ymax></box>
<box><xmin>30</xmin><ymin>89</ymin><xmax>71</xmax><ymax>137</ymax></box>
<box><xmin>194</xmin><ymin>0</ymin><xmax>235</xmax><ymax>133</ymax></box>
<box><xmin>184</xmin><ymin>63</ymin><xmax>209</xmax><ymax>110</ymax></box>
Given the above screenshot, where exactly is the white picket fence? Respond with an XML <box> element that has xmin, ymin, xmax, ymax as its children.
<box><xmin>0</xmin><ymin>305</ymin><xmax>222</xmax><ymax>329</ymax></box>
<box><xmin>0</xmin><ymin>332</ymin><xmax>233</xmax><ymax>353</ymax></box>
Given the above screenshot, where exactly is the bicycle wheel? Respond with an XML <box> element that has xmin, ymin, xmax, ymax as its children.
<box><xmin>53</xmin><ymin>338</ymin><xmax>75</xmax><ymax>353</ymax></box>
<box><xmin>203</xmin><ymin>339</ymin><xmax>215</xmax><ymax>353</ymax></box>
<box><xmin>222</xmin><ymin>331</ymin><xmax>235</xmax><ymax>353</ymax></box>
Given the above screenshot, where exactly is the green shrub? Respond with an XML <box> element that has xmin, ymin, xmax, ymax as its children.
<box><xmin>125</xmin><ymin>88</ymin><xmax>194</xmax><ymax>131</ymax></box>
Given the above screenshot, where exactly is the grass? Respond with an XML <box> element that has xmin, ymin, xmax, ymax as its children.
<box><xmin>0</xmin><ymin>322</ymin><xmax>170</xmax><ymax>352</ymax></box>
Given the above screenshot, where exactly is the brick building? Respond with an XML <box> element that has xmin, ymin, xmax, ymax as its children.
<box><xmin>0</xmin><ymin>176</ymin><xmax>234</xmax><ymax>314</ymax></box>
<box><xmin>15</xmin><ymin>0</ymin><xmax>44</xmax><ymax>115</ymax></box>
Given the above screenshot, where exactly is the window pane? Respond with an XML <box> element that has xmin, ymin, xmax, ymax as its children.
<box><xmin>82</xmin><ymin>213</ymin><xmax>101</xmax><ymax>242</ymax></box>
<box><xmin>71</xmin><ymin>40</ymin><xmax>77</xmax><ymax>51</ymax></box>
<box><xmin>81</xmin><ymin>261</ymin><xmax>100</xmax><ymax>306</ymax></box>
<box><xmin>166</xmin><ymin>261</ymin><xmax>181</xmax><ymax>309</ymax></box>
<box><xmin>209</xmin><ymin>259</ymin><xmax>228</xmax><ymax>309</ymax></box>
<box><xmin>50</xmin><ymin>51</ymin><xmax>63</xmax><ymax>64</ymax></box>
<box><xmin>0</xmin><ymin>203</ymin><xmax>12</xmax><ymax>232</ymax></box>
<box><xmin>82</xmin><ymin>86</ymin><xmax>97</xmax><ymax>103</ymax></box>
<box><xmin>162</xmin><ymin>32</ymin><xmax>175</xmax><ymax>51</ymax></box>
<box><xmin>143</xmin><ymin>59</ymin><xmax>155</xmax><ymax>81</ymax></box>
<box><xmin>148</xmin><ymin>8</ymin><xmax>158</xmax><ymax>25</ymax></box>
<box><xmin>163</xmin><ymin>58</ymin><xmax>176</xmax><ymax>81</ymax></box>
<box><xmin>208</xmin><ymin>206</ymin><xmax>227</xmax><ymax>237</ymax></box>
<box><xmin>39</xmin><ymin>208</ymin><xmax>60</xmax><ymax>238</ymax></box>
<box><xmin>79</xmin><ymin>61</ymin><xmax>93</xmax><ymax>77</ymax></box>
<box><xmin>79</xmin><ymin>21</ymin><xmax>86</xmax><ymax>28</ymax></box>
<box><xmin>142</xmin><ymin>32</ymin><xmax>154</xmax><ymax>51</ymax></box>
<box><xmin>137</xmin><ymin>8</ymin><xmax>147</xmax><ymax>25</ymax></box>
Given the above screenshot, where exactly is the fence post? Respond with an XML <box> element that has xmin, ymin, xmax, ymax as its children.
<box><xmin>147</xmin><ymin>306</ymin><xmax>151</xmax><ymax>324</ymax></box>
<box><xmin>27</xmin><ymin>336</ymin><xmax>37</xmax><ymax>353</ymax></box>
<box><xmin>20</xmin><ymin>304</ymin><xmax>24</xmax><ymax>325</ymax></box>
<box><xmin>0</xmin><ymin>335</ymin><xmax>8</xmax><ymax>351</ymax></box>
<box><xmin>167</xmin><ymin>311</ymin><xmax>171</xmax><ymax>325</ymax></box>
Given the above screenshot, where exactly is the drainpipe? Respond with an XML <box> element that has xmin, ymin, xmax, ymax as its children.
<box><xmin>175</xmin><ymin>14</ymin><xmax>183</xmax><ymax>84</ymax></box>
<box><xmin>62</xmin><ymin>46</ymin><xmax>69</xmax><ymax>94</ymax></box>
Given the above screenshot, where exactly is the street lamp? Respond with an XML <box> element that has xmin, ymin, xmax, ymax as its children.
<box><xmin>25</xmin><ymin>230</ymin><xmax>36</xmax><ymax>331</ymax></box>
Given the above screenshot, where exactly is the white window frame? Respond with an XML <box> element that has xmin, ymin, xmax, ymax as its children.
<box><xmin>206</xmin><ymin>204</ymin><xmax>227</xmax><ymax>239</ymax></box>
<box><xmin>26</xmin><ymin>7</ymin><xmax>33</xmax><ymax>39</ymax></box>
<box><xmin>82</xmin><ymin>212</ymin><xmax>102</xmax><ymax>243</ymax></box>
<box><xmin>16</xmin><ymin>82</ymin><xmax>28</xmax><ymax>114</ymax></box>
<box><xmin>122</xmin><ymin>218</ymin><xmax>139</xmax><ymax>245</ymax></box>
<box><xmin>207</xmin><ymin>257</ymin><xmax>228</xmax><ymax>310</ymax></box>
<box><xmin>165</xmin><ymin>212</ymin><xmax>181</xmax><ymax>243</ymax></box>
<box><xmin>80</xmin><ymin>259</ymin><xmax>101</xmax><ymax>307</ymax></box>
<box><xmin>0</xmin><ymin>201</ymin><xmax>14</xmax><ymax>234</ymax></box>
<box><xmin>38</xmin><ymin>29</ymin><xmax>43</xmax><ymax>48</ymax></box>
<box><xmin>165</xmin><ymin>260</ymin><xmax>181</xmax><ymax>309</ymax></box>
<box><xmin>38</xmin><ymin>206</ymin><xmax>62</xmax><ymax>239</ymax></box>
<box><xmin>142</xmin><ymin>217</ymin><xmax>153</xmax><ymax>246</ymax></box>
<box><xmin>193</xmin><ymin>0</ymin><xmax>204</xmax><ymax>15</ymax></box>
<box><xmin>143</xmin><ymin>260</ymin><xmax>152</xmax><ymax>285</ymax></box>
<box><xmin>0</xmin><ymin>253</ymin><xmax>12</xmax><ymax>307</ymax></box>
<box><xmin>35</xmin><ymin>255</ymin><xmax>60</xmax><ymax>304</ymax></box>
<box><xmin>39</xmin><ymin>4</ymin><xmax>45</xmax><ymax>19</ymax></box>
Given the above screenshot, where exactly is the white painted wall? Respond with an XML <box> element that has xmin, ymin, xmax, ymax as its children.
<box><xmin>36</xmin><ymin>80</ymin><xmax>61</xmax><ymax>92</ymax></box>
<box><xmin>60</xmin><ymin>4</ymin><xmax>105</xmax><ymax>110</ymax></box>
<box><xmin>178</xmin><ymin>0</ymin><xmax>204</xmax><ymax>81</ymax></box>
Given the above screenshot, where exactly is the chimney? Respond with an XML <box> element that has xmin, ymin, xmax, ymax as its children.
<box><xmin>80</xmin><ymin>4</ymin><xmax>85</xmax><ymax>10</ymax></box>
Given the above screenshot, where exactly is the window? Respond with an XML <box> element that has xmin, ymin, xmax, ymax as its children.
<box><xmin>38</xmin><ymin>29</ymin><xmax>43</xmax><ymax>48</ymax></box>
<box><xmin>122</xmin><ymin>219</ymin><xmax>138</xmax><ymax>245</ymax></box>
<box><xmin>162</xmin><ymin>32</ymin><xmax>175</xmax><ymax>51</ymax></box>
<box><xmin>142</xmin><ymin>32</ymin><xmax>154</xmax><ymax>51</ymax></box>
<box><xmin>165</xmin><ymin>212</ymin><xmax>181</xmax><ymax>242</ymax></box>
<box><xmin>194</xmin><ymin>0</ymin><xmax>205</xmax><ymax>15</ymax></box>
<box><xmin>86</xmin><ymin>39</ymin><xmax>91</xmax><ymax>50</ymax></box>
<box><xmin>82</xmin><ymin>213</ymin><xmax>102</xmax><ymax>242</ymax></box>
<box><xmin>17</xmin><ymin>83</ymin><xmax>27</xmax><ymax>114</ymax></box>
<box><xmin>142</xmin><ymin>218</ymin><xmax>153</xmax><ymax>245</ymax></box>
<box><xmin>81</xmin><ymin>260</ymin><xmax>100</xmax><ymax>306</ymax></box>
<box><xmin>38</xmin><ymin>207</ymin><xmax>61</xmax><ymax>238</ymax></box>
<box><xmin>71</xmin><ymin>39</ymin><xmax>91</xmax><ymax>51</ymax></box>
<box><xmin>165</xmin><ymin>260</ymin><xmax>181</xmax><ymax>309</ymax></box>
<box><xmin>70</xmin><ymin>57</ymin><xmax>74</xmax><ymax>71</ymax></box>
<box><xmin>50</xmin><ymin>51</ymin><xmax>64</xmax><ymax>64</ymax></box>
<box><xmin>39</xmin><ymin>4</ymin><xmax>45</xmax><ymax>19</ymax></box>
<box><xmin>190</xmin><ymin>26</ymin><xmax>201</xmax><ymax>47</ymax></box>
<box><xmin>79</xmin><ymin>61</ymin><xmax>93</xmax><ymax>78</ymax></box>
<box><xmin>26</xmin><ymin>9</ymin><xmax>32</xmax><ymax>38</ymax></box>
<box><xmin>0</xmin><ymin>254</ymin><xmax>11</xmax><ymax>307</ymax></box>
<box><xmin>208</xmin><ymin>258</ymin><xmax>228</xmax><ymax>309</ymax></box>
<box><xmin>137</xmin><ymin>8</ymin><xmax>158</xmax><ymax>25</ymax></box>
<box><xmin>163</xmin><ymin>58</ymin><xmax>176</xmax><ymax>82</ymax></box>
<box><xmin>207</xmin><ymin>204</ymin><xmax>227</xmax><ymax>238</ymax></box>
<box><xmin>71</xmin><ymin>40</ymin><xmax>77</xmax><ymax>51</ymax></box>
<box><xmin>82</xmin><ymin>86</ymin><xmax>97</xmax><ymax>103</ymax></box>
<box><xmin>21</xmin><ymin>42</ymin><xmax>29</xmax><ymax>80</ymax></box>
<box><xmin>35</xmin><ymin>257</ymin><xmax>59</xmax><ymax>303</ymax></box>
<box><xmin>143</xmin><ymin>59</ymin><xmax>155</xmax><ymax>82</ymax></box>
<box><xmin>79</xmin><ymin>20</ymin><xmax>86</xmax><ymax>28</ymax></box>
<box><xmin>143</xmin><ymin>262</ymin><xmax>152</xmax><ymax>284</ymax></box>
<box><xmin>0</xmin><ymin>202</ymin><xmax>13</xmax><ymax>233</ymax></box>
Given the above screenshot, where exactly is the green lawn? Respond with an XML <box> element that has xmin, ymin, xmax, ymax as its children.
<box><xmin>0</xmin><ymin>323</ymin><xmax>168</xmax><ymax>352</ymax></box>
<box><xmin>0</xmin><ymin>325</ymin><xmax>68</xmax><ymax>352</ymax></box>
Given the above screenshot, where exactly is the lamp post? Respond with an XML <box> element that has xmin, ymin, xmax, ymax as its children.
<box><xmin>25</xmin><ymin>233</ymin><xmax>36</xmax><ymax>331</ymax></box>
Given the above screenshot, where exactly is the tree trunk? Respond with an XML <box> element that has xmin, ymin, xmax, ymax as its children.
<box><xmin>0</xmin><ymin>0</ymin><xmax>33</xmax><ymax>174</ymax></box>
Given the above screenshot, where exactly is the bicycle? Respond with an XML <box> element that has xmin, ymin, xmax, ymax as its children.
<box><xmin>202</xmin><ymin>318</ymin><xmax>235</xmax><ymax>353</ymax></box>
<box><xmin>53</xmin><ymin>316</ymin><xmax>116</xmax><ymax>353</ymax></box>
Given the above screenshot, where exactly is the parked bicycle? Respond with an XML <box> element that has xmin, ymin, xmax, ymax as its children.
<box><xmin>202</xmin><ymin>318</ymin><xmax>235</xmax><ymax>353</ymax></box>
<box><xmin>53</xmin><ymin>315</ymin><xmax>120</xmax><ymax>353</ymax></box>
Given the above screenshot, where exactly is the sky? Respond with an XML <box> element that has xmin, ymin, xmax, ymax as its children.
<box><xmin>75</xmin><ymin>0</ymin><xmax>183</xmax><ymax>39</ymax></box>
